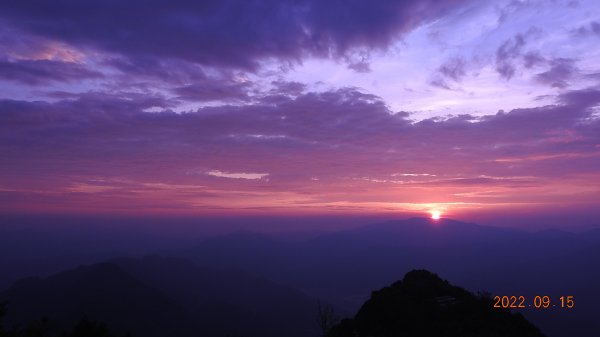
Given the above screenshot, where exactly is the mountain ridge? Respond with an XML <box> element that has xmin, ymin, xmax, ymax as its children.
<box><xmin>0</xmin><ymin>256</ymin><xmax>321</xmax><ymax>337</ymax></box>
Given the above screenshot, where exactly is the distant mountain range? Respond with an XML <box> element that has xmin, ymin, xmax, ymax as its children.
<box><xmin>1</xmin><ymin>217</ymin><xmax>598</xmax><ymax>337</ymax></box>
<box><xmin>0</xmin><ymin>263</ymin><xmax>548</xmax><ymax>337</ymax></box>
<box><xmin>185</xmin><ymin>217</ymin><xmax>600</xmax><ymax>337</ymax></box>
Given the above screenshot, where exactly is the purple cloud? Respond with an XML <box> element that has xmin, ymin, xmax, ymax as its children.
<box><xmin>573</xmin><ymin>21</ymin><xmax>600</xmax><ymax>37</ymax></box>
<box><xmin>437</xmin><ymin>57</ymin><xmax>467</xmax><ymax>82</ymax></box>
<box><xmin>270</xmin><ymin>80</ymin><xmax>306</xmax><ymax>96</ymax></box>
<box><xmin>429</xmin><ymin>56</ymin><xmax>469</xmax><ymax>90</ymax></box>
<box><xmin>429</xmin><ymin>78</ymin><xmax>452</xmax><ymax>90</ymax></box>
<box><xmin>0</xmin><ymin>0</ymin><xmax>471</xmax><ymax>70</ymax></box>
<box><xmin>535</xmin><ymin>58</ymin><xmax>578</xmax><ymax>88</ymax></box>
<box><xmin>105</xmin><ymin>56</ymin><xmax>207</xmax><ymax>84</ymax></box>
<box><xmin>522</xmin><ymin>51</ymin><xmax>546</xmax><ymax>69</ymax></box>
<box><xmin>495</xmin><ymin>27</ymin><xmax>542</xmax><ymax>80</ymax></box>
<box><xmin>174</xmin><ymin>79</ymin><xmax>252</xmax><ymax>102</ymax></box>
<box><xmin>0</xmin><ymin>58</ymin><xmax>102</xmax><ymax>85</ymax></box>
<box><xmin>496</xmin><ymin>34</ymin><xmax>526</xmax><ymax>80</ymax></box>
<box><xmin>347</xmin><ymin>60</ymin><xmax>371</xmax><ymax>73</ymax></box>
<box><xmin>1</xmin><ymin>86</ymin><xmax>599</xmax><ymax>211</ymax></box>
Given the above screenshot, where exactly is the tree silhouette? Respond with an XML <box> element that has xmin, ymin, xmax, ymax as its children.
<box><xmin>0</xmin><ymin>303</ymin><xmax>129</xmax><ymax>337</ymax></box>
<box><xmin>316</xmin><ymin>301</ymin><xmax>339</xmax><ymax>337</ymax></box>
<box><xmin>0</xmin><ymin>303</ymin><xmax>6</xmax><ymax>337</ymax></box>
<box><xmin>59</xmin><ymin>317</ymin><xmax>130</xmax><ymax>337</ymax></box>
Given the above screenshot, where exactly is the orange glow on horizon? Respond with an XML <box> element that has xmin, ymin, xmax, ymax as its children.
<box><xmin>430</xmin><ymin>210</ymin><xmax>441</xmax><ymax>220</ymax></box>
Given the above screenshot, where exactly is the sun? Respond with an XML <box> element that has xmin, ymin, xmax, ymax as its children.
<box><xmin>430</xmin><ymin>210</ymin><xmax>441</xmax><ymax>220</ymax></box>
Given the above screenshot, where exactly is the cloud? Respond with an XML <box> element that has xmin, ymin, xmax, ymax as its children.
<box><xmin>572</xmin><ymin>21</ymin><xmax>600</xmax><ymax>38</ymax></box>
<box><xmin>0</xmin><ymin>58</ymin><xmax>102</xmax><ymax>85</ymax></box>
<box><xmin>3</xmin><ymin>87</ymin><xmax>599</xmax><ymax>171</ymax></box>
<box><xmin>558</xmin><ymin>87</ymin><xmax>600</xmax><ymax>107</ymax></box>
<box><xmin>207</xmin><ymin>170</ymin><xmax>268</xmax><ymax>180</ymax></box>
<box><xmin>174</xmin><ymin>79</ymin><xmax>252</xmax><ymax>102</ymax></box>
<box><xmin>105</xmin><ymin>56</ymin><xmax>207</xmax><ymax>84</ymax></box>
<box><xmin>495</xmin><ymin>27</ymin><xmax>542</xmax><ymax>80</ymax></box>
<box><xmin>347</xmin><ymin>60</ymin><xmax>371</xmax><ymax>73</ymax></box>
<box><xmin>534</xmin><ymin>58</ymin><xmax>578</xmax><ymax>88</ymax></box>
<box><xmin>429</xmin><ymin>78</ymin><xmax>452</xmax><ymax>90</ymax></box>
<box><xmin>1</xmin><ymin>85</ymin><xmax>600</xmax><ymax>212</ymax></box>
<box><xmin>496</xmin><ymin>0</ymin><xmax>535</xmax><ymax>24</ymax></box>
<box><xmin>495</xmin><ymin>34</ymin><xmax>526</xmax><ymax>80</ymax></box>
<box><xmin>431</xmin><ymin>56</ymin><xmax>467</xmax><ymax>89</ymax></box>
<box><xmin>522</xmin><ymin>51</ymin><xmax>545</xmax><ymax>69</ymax></box>
<box><xmin>438</xmin><ymin>57</ymin><xmax>467</xmax><ymax>82</ymax></box>
<box><xmin>270</xmin><ymin>80</ymin><xmax>306</xmax><ymax>96</ymax></box>
<box><xmin>0</xmin><ymin>0</ymin><xmax>471</xmax><ymax>70</ymax></box>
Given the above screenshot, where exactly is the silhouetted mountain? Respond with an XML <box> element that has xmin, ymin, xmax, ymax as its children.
<box><xmin>0</xmin><ymin>256</ymin><xmax>321</xmax><ymax>337</ymax></box>
<box><xmin>0</xmin><ymin>262</ymin><xmax>189</xmax><ymax>337</ymax></box>
<box><xmin>326</xmin><ymin>270</ymin><xmax>545</xmax><ymax>337</ymax></box>
<box><xmin>185</xmin><ymin>218</ymin><xmax>600</xmax><ymax>337</ymax></box>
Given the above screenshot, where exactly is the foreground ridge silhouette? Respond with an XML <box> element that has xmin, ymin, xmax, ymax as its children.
<box><xmin>326</xmin><ymin>270</ymin><xmax>545</xmax><ymax>337</ymax></box>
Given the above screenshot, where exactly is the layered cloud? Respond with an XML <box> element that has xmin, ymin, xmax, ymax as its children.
<box><xmin>1</xmin><ymin>85</ymin><xmax>599</xmax><ymax>214</ymax></box>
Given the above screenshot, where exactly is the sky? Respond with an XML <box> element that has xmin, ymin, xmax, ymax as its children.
<box><xmin>1</xmin><ymin>0</ymin><xmax>600</xmax><ymax>226</ymax></box>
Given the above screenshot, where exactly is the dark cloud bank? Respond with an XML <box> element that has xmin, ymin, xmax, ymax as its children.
<box><xmin>0</xmin><ymin>0</ymin><xmax>468</xmax><ymax>70</ymax></box>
